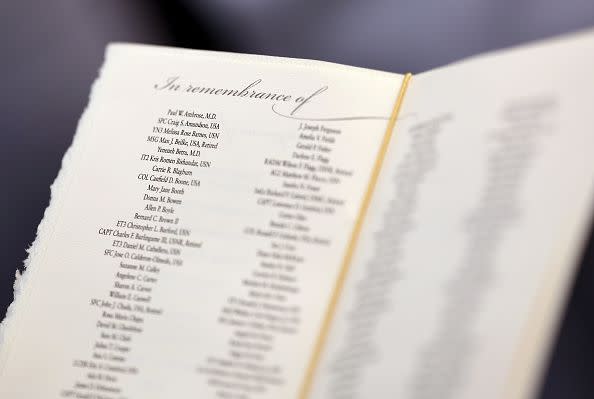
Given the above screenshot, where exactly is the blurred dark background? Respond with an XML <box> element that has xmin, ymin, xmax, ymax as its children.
<box><xmin>1</xmin><ymin>1</ymin><xmax>593</xmax><ymax>397</ymax></box>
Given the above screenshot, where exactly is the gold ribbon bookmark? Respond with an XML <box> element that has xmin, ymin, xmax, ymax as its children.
<box><xmin>297</xmin><ymin>73</ymin><xmax>413</xmax><ymax>399</ymax></box>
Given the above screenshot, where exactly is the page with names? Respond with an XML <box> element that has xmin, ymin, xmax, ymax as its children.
<box><xmin>309</xmin><ymin>31</ymin><xmax>594</xmax><ymax>399</ymax></box>
<box><xmin>0</xmin><ymin>44</ymin><xmax>404</xmax><ymax>399</ymax></box>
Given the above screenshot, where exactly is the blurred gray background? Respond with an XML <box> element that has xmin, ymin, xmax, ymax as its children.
<box><xmin>1</xmin><ymin>1</ymin><xmax>593</xmax><ymax>397</ymax></box>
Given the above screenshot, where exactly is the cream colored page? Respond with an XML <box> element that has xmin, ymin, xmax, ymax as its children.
<box><xmin>0</xmin><ymin>44</ymin><xmax>403</xmax><ymax>398</ymax></box>
<box><xmin>310</xmin><ymin>31</ymin><xmax>594</xmax><ymax>399</ymax></box>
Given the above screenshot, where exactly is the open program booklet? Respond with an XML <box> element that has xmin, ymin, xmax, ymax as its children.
<box><xmin>1</xmin><ymin>29</ymin><xmax>594</xmax><ymax>399</ymax></box>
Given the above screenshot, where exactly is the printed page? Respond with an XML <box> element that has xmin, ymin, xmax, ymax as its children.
<box><xmin>0</xmin><ymin>44</ymin><xmax>404</xmax><ymax>398</ymax></box>
<box><xmin>310</xmin><ymin>31</ymin><xmax>594</xmax><ymax>399</ymax></box>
